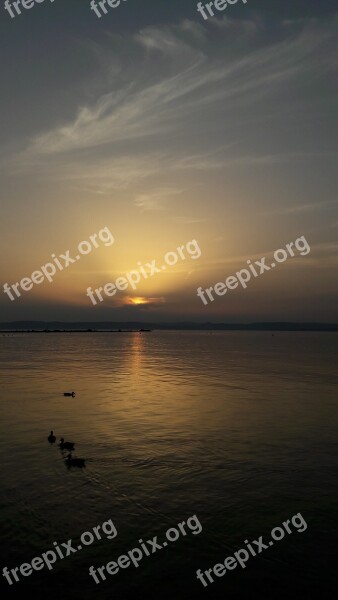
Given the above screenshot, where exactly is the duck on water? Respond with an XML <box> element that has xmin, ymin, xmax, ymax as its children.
<box><xmin>65</xmin><ymin>454</ymin><xmax>85</xmax><ymax>468</ymax></box>
<box><xmin>48</xmin><ymin>430</ymin><xmax>56</xmax><ymax>444</ymax></box>
<box><xmin>59</xmin><ymin>437</ymin><xmax>75</xmax><ymax>451</ymax></box>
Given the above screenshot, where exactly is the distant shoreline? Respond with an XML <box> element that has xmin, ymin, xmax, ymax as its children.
<box><xmin>1</xmin><ymin>329</ymin><xmax>151</xmax><ymax>334</ymax></box>
<box><xmin>1</xmin><ymin>322</ymin><xmax>337</xmax><ymax>332</ymax></box>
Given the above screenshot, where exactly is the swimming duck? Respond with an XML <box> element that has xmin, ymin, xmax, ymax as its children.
<box><xmin>65</xmin><ymin>453</ymin><xmax>85</xmax><ymax>468</ymax></box>
<box><xmin>48</xmin><ymin>430</ymin><xmax>56</xmax><ymax>443</ymax></box>
<box><xmin>59</xmin><ymin>437</ymin><xmax>75</xmax><ymax>451</ymax></box>
<box><xmin>63</xmin><ymin>392</ymin><xmax>75</xmax><ymax>397</ymax></box>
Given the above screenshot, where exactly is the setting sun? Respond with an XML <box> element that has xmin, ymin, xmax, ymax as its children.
<box><xmin>129</xmin><ymin>297</ymin><xmax>150</xmax><ymax>305</ymax></box>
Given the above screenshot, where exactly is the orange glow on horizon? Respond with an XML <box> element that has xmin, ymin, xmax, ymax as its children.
<box><xmin>129</xmin><ymin>297</ymin><xmax>151</xmax><ymax>305</ymax></box>
<box><xmin>127</xmin><ymin>296</ymin><xmax>166</xmax><ymax>306</ymax></box>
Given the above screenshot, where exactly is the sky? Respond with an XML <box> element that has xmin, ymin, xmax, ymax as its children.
<box><xmin>0</xmin><ymin>0</ymin><xmax>337</xmax><ymax>323</ymax></box>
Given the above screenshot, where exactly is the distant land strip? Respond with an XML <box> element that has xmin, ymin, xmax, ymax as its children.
<box><xmin>0</xmin><ymin>322</ymin><xmax>337</xmax><ymax>332</ymax></box>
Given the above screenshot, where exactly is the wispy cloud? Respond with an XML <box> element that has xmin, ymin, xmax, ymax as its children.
<box><xmin>4</xmin><ymin>15</ymin><xmax>338</xmax><ymax>195</ymax></box>
<box><xmin>264</xmin><ymin>200</ymin><xmax>336</xmax><ymax>216</ymax></box>
<box><xmin>134</xmin><ymin>187</ymin><xmax>184</xmax><ymax>211</ymax></box>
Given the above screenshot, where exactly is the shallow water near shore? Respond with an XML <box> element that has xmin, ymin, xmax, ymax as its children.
<box><xmin>0</xmin><ymin>331</ymin><xmax>337</xmax><ymax>599</ymax></box>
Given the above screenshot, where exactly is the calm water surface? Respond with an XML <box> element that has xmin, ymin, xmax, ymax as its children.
<box><xmin>0</xmin><ymin>332</ymin><xmax>337</xmax><ymax>599</ymax></box>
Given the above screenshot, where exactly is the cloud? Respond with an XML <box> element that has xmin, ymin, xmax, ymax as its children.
<box><xmin>264</xmin><ymin>200</ymin><xmax>336</xmax><ymax>216</ymax></box>
<box><xmin>134</xmin><ymin>187</ymin><xmax>184</xmax><ymax>211</ymax></box>
<box><xmin>4</xmin><ymin>15</ymin><xmax>337</xmax><ymax>196</ymax></box>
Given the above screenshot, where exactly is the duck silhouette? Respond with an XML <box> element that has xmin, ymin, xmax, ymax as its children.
<box><xmin>59</xmin><ymin>437</ymin><xmax>75</xmax><ymax>451</ymax></box>
<box><xmin>48</xmin><ymin>430</ymin><xmax>56</xmax><ymax>444</ymax></box>
<box><xmin>65</xmin><ymin>453</ymin><xmax>85</xmax><ymax>468</ymax></box>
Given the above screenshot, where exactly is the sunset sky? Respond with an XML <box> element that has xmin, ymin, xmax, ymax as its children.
<box><xmin>0</xmin><ymin>0</ymin><xmax>337</xmax><ymax>323</ymax></box>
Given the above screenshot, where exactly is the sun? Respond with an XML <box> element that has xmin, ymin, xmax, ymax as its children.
<box><xmin>129</xmin><ymin>297</ymin><xmax>150</xmax><ymax>305</ymax></box>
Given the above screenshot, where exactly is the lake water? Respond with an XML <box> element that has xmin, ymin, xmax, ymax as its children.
<box><xmin>0</xmin><ymin>331</ymin><xmax>337</xmax><ymax>599</ymax></box>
